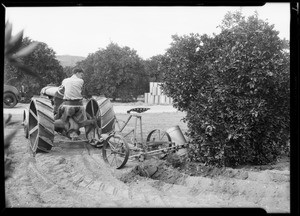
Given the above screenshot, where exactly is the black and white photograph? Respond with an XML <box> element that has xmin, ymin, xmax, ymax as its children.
<box><xmin>3</xmin><ymin>3</ymin><xmax>293</xmax><ymax>213</ymax></box>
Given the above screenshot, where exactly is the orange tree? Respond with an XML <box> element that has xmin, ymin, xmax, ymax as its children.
<box><xmin>143</xmin><ymin>54</ymin><xmax>166</xmax><ymax>82</ymax></box>
<box><xmin>77</xmin><ymin>42</ymin><xmax>147</xmax><ymax>101</ymax></box>
<box><xmin>5</xmin><ymin>37</ymin><xmax>65</xmax><ymax>101</ymax></box>
<box><xmin>161</xmin><ymin>11</ymin><xmax>290</xmax><ymax>166</ymax></box>
<box><xmin>4</xmin><ymin>21</ymin><xmax>40</xmax><ymax>186</ymax></box>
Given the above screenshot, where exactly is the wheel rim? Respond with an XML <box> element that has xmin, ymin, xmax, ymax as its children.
<box><xmin>103</xmin><ymin>135</ymin><xmax>129</xmax><ymax>169</ymax></box>
<box><xmin>5</xmin><ymin>97</ymin><xmax>13</xmax><ymax>104</ymax></box>
<box><xmin>28</xmin><ymin>99</ymin><xmax>54</xmax><ymax>153</ymax></box>
<box><xmin>147</xmin><ymin>129</ymin><xmax>172</xmax><ymax>146</ymax></box>
<box><xmin>29</xmin><ymin>101</ymin><xmax>39</xmax><ymax>151</ymax></box>
<box><xmin>146</xmin><ymin>129</ymin><xmax>173</xmax><ymax>159</ymax></box>
<box><xmin>98</xmin><ymin>97</ymin><xmax>115</xmax><ymax>134</ymax></box>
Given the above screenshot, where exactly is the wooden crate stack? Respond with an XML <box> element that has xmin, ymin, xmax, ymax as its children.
<box><xmin>144</xmin><ymin>82</ymin><xmax>173</xmax><ymax>105</ymax></box>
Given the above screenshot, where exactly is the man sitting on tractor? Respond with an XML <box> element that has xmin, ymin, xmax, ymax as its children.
<box><xmin>54</xmin><ymin>68</ymin><xmax>87</xmax><ymax>140</ymax></box>
<box><xmin>53</xmin><ymin>85</ymin><xmax>64</xmax><ymax>117</ymax></box>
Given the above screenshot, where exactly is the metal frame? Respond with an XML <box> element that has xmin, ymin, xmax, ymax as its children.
<box><xmin>114</xmin><ymin>110</ymin><xmax>186</xmax><ymax>163</ymax></box>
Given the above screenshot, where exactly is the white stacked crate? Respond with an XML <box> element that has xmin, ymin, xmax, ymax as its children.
<box><xmin>144</xmin><ymin>82</ymin><xmax>173</xmax><ymax>105</ymax></box>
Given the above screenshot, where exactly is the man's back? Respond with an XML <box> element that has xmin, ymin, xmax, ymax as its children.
<box><xmin>55</xmin><ymin>68</ymin><xmax>86</xmax><ymax>140</ymax></box>
<box><xmin>62</xmin><ymin>74</ymin><xmax>84</xmax><ymax>100</ymax></box>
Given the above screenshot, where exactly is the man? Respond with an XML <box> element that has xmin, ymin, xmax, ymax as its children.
<box><xmin>53</xmin><ymin>85</ymin><xmax>64</xmax><ymax>117</ymax></box>
<box><xmin>55</xmin><ymin>68</ymin><xmax>86</xmax><ymax>140</ymax></box>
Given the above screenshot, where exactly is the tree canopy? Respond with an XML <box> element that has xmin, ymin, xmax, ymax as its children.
<box><xmin>77</xmin><ymin>42</ymin><xmax>147</xmax><ymax>101</ymax></box>
<box><xmin>143</xmin><ymin>54</ymin><xmax>166</xmax><ymax>83</ymax></box>
<box><xmin>4</xmin><ymin>37</ymin><xmax>65</xmax><ymax>100</ymax></box>
<box><xmin>162</xmin><ymin>11</ymin><xmax>290</xmax><ymax>166</ymax></box>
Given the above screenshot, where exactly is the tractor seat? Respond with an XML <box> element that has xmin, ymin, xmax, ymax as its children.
<box><xmin>127</xmin><ymin>107</ymin><xmax>150</xmax><ymax>114</ymax></box>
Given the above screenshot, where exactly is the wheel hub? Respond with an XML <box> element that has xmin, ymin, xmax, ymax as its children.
<box><xmin>5</xmin><ymin>97</ymin><xmax>13</xmax><ymax>104</ymax></box>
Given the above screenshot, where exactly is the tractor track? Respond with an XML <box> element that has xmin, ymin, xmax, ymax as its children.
<box><xmin>5</xmin><ymin>113</ymin><xmax>290</xmax><ymax>211</ymax></box>
<box><xmin>7</xmin><ymin>130</ymin><xmax>245</xmax><ymax>208</ymax></box>
<box><xmin>26</xmin><ymin>137</ymin><xmax>133</xmax><ymax>207</ymax></box>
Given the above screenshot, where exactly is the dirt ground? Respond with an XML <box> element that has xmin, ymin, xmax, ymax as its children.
<box><xmin>4</xmin><ymin>103</ymin><xmax>290</xmax><ymax>213</ymax></box>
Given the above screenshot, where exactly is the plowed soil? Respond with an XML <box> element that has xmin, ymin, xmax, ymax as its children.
<box><xmin>4</xmin><ymin>103</ymin><xmax>290</xmax><ymax>213</ymax></box>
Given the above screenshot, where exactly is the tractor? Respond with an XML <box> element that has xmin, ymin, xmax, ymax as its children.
<box><xmin>22</xmin><ymin>85</ymin><xmax>116</xmax><ymax>154</ymax></box>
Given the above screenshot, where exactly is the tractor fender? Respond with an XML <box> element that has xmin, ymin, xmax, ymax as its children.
<box><xmin>4</xmin><ymin>84</ymin><xmax>20</xmax><ymax>101</ymax></box>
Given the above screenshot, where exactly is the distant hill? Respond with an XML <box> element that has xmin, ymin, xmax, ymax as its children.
<box><xmin>56</xmin><ymin>55</ymin><xmax>86</xmax><ymax>67</ymax></box>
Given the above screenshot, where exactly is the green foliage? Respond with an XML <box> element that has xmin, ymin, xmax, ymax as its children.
<box><xmin>5</xmin><ymin>37</ymin><xmax>65</xmax><ymax>101</ymax></box>
<box><xmin>4</xmin><ymin>22</ymin><xmax>39</xmax><ymax>185</ymax></box>
<box><xmin>77</xmin><ymin>42</ymin><xmax>147</xmax><ymax>101</ymax></box>
<box><xmin>4</xmin><ymin>21</ymin><xmax>41</xmax><ymax>80</ymax></box>
<box><xmin>143</xmin><ymin>55</ymin><xmax>166</xmax><ymax>83</ymax></box>
<box><xmin>63</xmin><ymin>66</ymin><xmax>73</xmax><ymax>78</ymax></box>
<box><xmin>162</xmin><ymin>12</ymin><xmax>290</xmax><ymax>166</ymax></box>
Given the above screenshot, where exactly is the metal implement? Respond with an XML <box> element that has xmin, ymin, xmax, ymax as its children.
<box><xmin>102</xmin><ymin>106</ymin><xmax>187</xmax><ymax>169</ymax></box>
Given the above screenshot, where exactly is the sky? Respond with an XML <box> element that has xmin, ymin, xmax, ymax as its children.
<box><xmin>5</xmin><ymin>3</ymin><xmax>290</xmax><ymax>60</ymax></box>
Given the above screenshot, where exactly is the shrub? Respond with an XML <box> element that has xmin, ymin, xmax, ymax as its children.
<box><xmin>162</xmin><ymin>12</ymin><xmax>290</xmax><ymax>166</ymax></box>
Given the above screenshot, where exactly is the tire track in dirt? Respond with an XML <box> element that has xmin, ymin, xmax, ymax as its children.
<box><xmin>183</xmin><ymin>175</ymin><xmax>289</xmax><ymax>211</ymax></box>
<box><xmin>26</xmin><ymin>145</ymin><xmax>91</xmax><ymax>207</ymax></box>
<box><xmin>29</xmin><ymin>134</ymin><xmax>168</xmax><ymax>207</ymax></box>
<box><xmin>5</xmin><ymin>129</ymin><xmax>47</xmax><ymax>207</ymax></box>
<box><xmin>5</xmin><ymin>127</ymin><xmax>290</xmax><ymax>211</ymax></box>
<box><xmin>30</xmin><ymin>139</ymin><xmax>131</xmax><ymax>207</ymax></box>
<box><xmin>6</xmin><ymin>129</ymin><xmax>148</xmax><ymax>207</ymax></box>
<box><xmin>30</xmin><ymin>137</ymin><xmax>290</xmax><ymax>210</ymax></box>
<box><xmin>72</xmin><ymin>141</ymin><xmax>172</xmax><ymax>207</ymax></box>
<box><xmin>45</xmin><ymin>138</ymin><xmax>210</xmax><ymax>207</ymax></box>
<box><xmin>117</xmin><ymin>159</ymin><xmax>290</xmax><ymax>211</ymax></box>
<box><xmin>86</xmin><ymin>146</ymin><xmax>218</xmax><ymax>207</ymax></box>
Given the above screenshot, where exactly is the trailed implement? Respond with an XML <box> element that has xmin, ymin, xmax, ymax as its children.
<box><xmin>102</xmin><ymin>107</ymin><xmax>187</xmax><ymax>169</ymax></box>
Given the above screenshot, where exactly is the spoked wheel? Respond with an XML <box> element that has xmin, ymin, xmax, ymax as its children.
<box><xmin>85</xmin><ymin>98</ymin><xmax>102</xmax><ymax>147</ymax></box>
<box><xmin>28</xmin><ymin>99</ymin><xmax>54</xmax><ymax>153</ymax></box>
<box><xmin>102</xmin><ymin>134</ymin><xmax>129</xmax><ymax>169</ymax></box>
<box><xmin>146</xmin><ymin>129</ymin><xmax>173</xmax><ymax>158</ymax></box>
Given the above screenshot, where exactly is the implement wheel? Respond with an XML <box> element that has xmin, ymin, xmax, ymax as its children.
<box><xmin>102</xmin><ymin>134</ymin><xmax>129</xmax><ymax>169</ymax></box>
<box><xmin>146</xmin><ymin>129</ymin><xmax>172</xmax><ymax>149</ymax></box>
<box><xmin>146</xmin><ymin>129</ymin><xmax>173</xmax><ymax>158</ymax></box>
<box><xmin>28</xmin><ymin>98</ymin><xmax>54</xmax><ymax>153</ymax></box>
